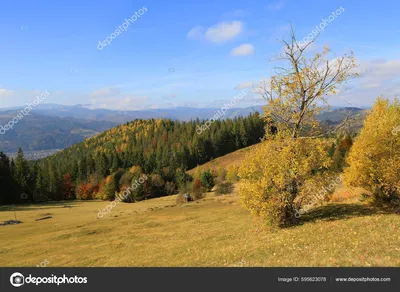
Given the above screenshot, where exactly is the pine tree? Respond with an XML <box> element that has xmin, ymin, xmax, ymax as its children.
<box><xmin>14</xmin><ymin>148</ymin><xmax>29</xmax><ymax>195</ymax></box>
<box><xmin>201</xmin><ymin>170</ymin><xmax>214</xmax><ymax>191</ymax></box>
<box><xmin>0</xmin><ymin>152</ymin><xmax>17</xmax><ymax>204</ymax></box>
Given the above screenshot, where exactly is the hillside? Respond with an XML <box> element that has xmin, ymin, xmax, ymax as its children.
<box><xmin>0</xmin><ymin>106</ymin><xmax>366</xmax><ymax>154</ymax></box>
<box><xmin>187</xmin><ymin>143</ymin><xmax>260</xmax><ymax>175</ymax></box>
<box><xmin>0</xmin><ymin>114</ymin><xmax>266</xmax><ymax>204</ymax></box>
<box><xmin>37</xmin><ymin>113</ymin><xmax>263</xmax><ymax>177</ymax></box>
<box><xmin>318</xmin><ymin>107</ymin><xmax>368</xmax><ymax>133</ymax></box>
<box><xmin>0</xmin><ymin>190</ymin><xmax>398</xmax><ymax>266</ymax></box>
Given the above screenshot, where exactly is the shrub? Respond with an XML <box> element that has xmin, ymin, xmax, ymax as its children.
<box><xmin>215</xmin><ymin>182</ymin><xmax>234</xmax><ymax>195</ymax></box>
<box><xmin>238</xmin><ymin>137</ymin><xmax>331</xmax><ymax>226</ymax></box>
<box><xmin>192</xmin><ymin>179</ymin><xmax>205</xmax><ymax>200</ymax></box>
<box><xmin>76</xmin><ymin>183</ymin><xmax>95</xmax><ymax>200</ymax></box>
<box><xmin>175</xmin><ymin>180</ymin><xmax>203</xmax><ymax>204</ymax></box>
<box><xmin>165</xmin><ymin>181</ymin><xmax>176</xmax><ymax>196</ymax></box>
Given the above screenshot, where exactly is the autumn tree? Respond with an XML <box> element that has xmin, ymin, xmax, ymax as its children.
<box><xmin>331</xmin><ymin>134</ymin><xmax>353</xmax><ymax>172</ymax></box>
<box><xmin>61</xmin><ymin>173</ymin><xmax>75</xmax><ymax>200</ymax></box>
<box><xmin>344</xmin><ymin>97</ymin><xmax>400</xmax><ymax>202</ymax></box>
<box><xmin>75</xmin><ymin>182</ymin><xmax>95</xmax><ymax>200</ymax></box>
<box><xmin>257</xmin><ymin>27</ymin><xmax>358</xmax><ymax>139</ymax></box>
<box><xmin>239</xmin><ymin>26</ymin><xmax>358</xmax><ymax>226</ymax></box>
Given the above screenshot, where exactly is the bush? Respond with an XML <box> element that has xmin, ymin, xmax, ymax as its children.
<box><xmin>175</xmin><ymin>180</ymin><xmax>204</xmax><ymax>204</ymax></box>
<box><xmin>76</xmin><ymin>183</ymin><xmax>96</xmax><ymax>200</ymax></box>
<box><xmin>165</xmin><ymin>181</ymin><xmax>176</xmax><ymax>195</ymax></box>
<box><xmin>215</xmin><ymin>182</ymin><xmax>234</xmax><ymax>195</ymax></box>
<box><xmin>192</xmin><ymin>178</ymin><xmax>205</xmax><ymax>199</ymax></box>
<box><xmin>238</xmin><ymin>137</ymin><xmax>331</xmax><ymax>226</ymax></box>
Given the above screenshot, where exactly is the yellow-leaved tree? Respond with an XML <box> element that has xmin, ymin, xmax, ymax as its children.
<box><xmin>344</xmin><ymin>97</ymin><xmax>400</xmax><ymax>202</ymax></box>
<box><xmin>238</xmin><ymin>27</ymin><xmax>358</xmax><ymax>226</ymax></box>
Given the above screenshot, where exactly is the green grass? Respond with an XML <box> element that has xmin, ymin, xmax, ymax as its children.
<box><xmin>0</xmin><ymin>192</ymin><xmax>399</xmax><ymax>267</ymax></box>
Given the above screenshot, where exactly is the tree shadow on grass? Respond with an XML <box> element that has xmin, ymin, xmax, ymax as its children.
<box><xmin>0</xmin><ymin>201</ymin><xmax>79</xmax><ymax>212</ymax></box>
<box><xmin>298</xmin><ymin>203</ymin><xmax>396</xmax><ymax>224</ymax></box>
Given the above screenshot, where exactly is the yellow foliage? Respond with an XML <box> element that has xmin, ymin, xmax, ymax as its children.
<box><xmin>129</xmin><ymin>166</ymin><xmax>143</xmax><ymax>176</ymax></box>
<box><xmin>238</xmin><ymin>137</ymin><xmax>331</xmax><ymax>225</ymax></box>
<box><xmin>344</xmin><ymin>97</ymin><xmax>400</xmax><ymax>199</ymax></box>
<box><xmin>226</xmin><ymin>165</ymin><xmax>239</xmax><ymax>182</ymax></box>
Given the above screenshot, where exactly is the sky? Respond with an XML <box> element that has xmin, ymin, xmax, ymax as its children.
<box><xmin>0</xmin><ymin>0</ymin><xmax>399</xmax><ymax>110</ymax></box>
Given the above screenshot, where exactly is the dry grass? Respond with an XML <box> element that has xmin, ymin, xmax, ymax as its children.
<box><xmin>330</xmin><ymin>186</ymin><xmax>371</xmax><ymax>203</ymax></box>
<box><xmin>187</xmin><ymin>143</ymin><xmax>261</xmax><ymax>175</ymax></box>
<box><xmin>0</xmin><ymin>188</ymin><xmax>399</xmax><ymax>267</ymax></box>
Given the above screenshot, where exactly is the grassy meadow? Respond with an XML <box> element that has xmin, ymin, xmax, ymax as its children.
<box><xmin>1</xmin><ymin>185</ymin><xmax>399</xmax><ymax>267</ymax></box>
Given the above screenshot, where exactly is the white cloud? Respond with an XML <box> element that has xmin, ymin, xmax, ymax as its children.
<box><xmin>187</xmin><ymin>26</ymin><xmax>205</xmax><ymax>40</ymax></box>
<box><xmin>188</xmin><ymin>21</ymin><xmax>244</xmax><ymax>44</ymax></box>
<box><xmin>266</xmin><ymin>0</ymin><xmax>285</xmax><ymax>11</ymax></box>
<box><xmin>230</xmin><ymin>43</ymin><xmax>255</xmax><ymax>56</ymax></box>
<box><xmin>235</xmin><ymin>81</ymin><xmax>254</xmax><ymax>90</ymax></box>
<box><xmin>328</xmin><ymin>59</ymin><xmax>400</xmax><ymax>106</ymax></box>
<box><xmin>0</xmin><ymin>88</ymin><xmax>14</xmax><ymax>98</ymax></box>
<box><xmin>205</xmin><ymin>21</ymin><xmax>243</xmax><ymax>43</ymax></box>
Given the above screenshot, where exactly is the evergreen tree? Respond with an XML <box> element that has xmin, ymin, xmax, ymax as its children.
<box><xmin>201</xmin><ymin>170</ymin><xmax>214</xmax><ymax>192</ymax></box>
<box><xmin>0</xmin><ymin>152</ymin><xmax>17</xmax><ymax>204</ymax></box>
<box><xmin>14</xmin><ymin>148</ymin><xmax>29</xmax><ymax>195</ymax></box>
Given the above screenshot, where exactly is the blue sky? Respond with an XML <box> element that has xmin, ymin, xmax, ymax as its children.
<box><xmin>0</xmin><ymin>0</ymin><xmax>399</xmax><ymax>109</ymax></box>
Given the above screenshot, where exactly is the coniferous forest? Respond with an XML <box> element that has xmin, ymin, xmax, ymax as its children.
<box><xmin>0</xmin><ymin>113</ymin><xmax>264</xmax><ymax>204</ymax></box>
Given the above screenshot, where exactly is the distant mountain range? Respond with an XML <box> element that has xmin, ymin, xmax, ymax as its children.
<box><xmin>0</xmin><ymin>112</ymin><xmax>116</xmax><ymax>153</ymax></box>
<box><xmin>0</xmin><ymin>104</ymin><xmax>368</xmax><ymax>154</ymax></box>
<box><xmin>0</xmin><ymin>104</ymin><xmax>265</xmax><ymax>124</ymax></box>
